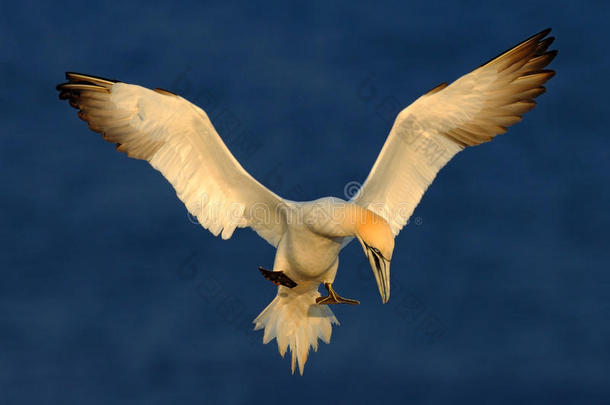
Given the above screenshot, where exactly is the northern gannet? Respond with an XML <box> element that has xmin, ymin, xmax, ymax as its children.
<box><xmin>57</xmin><ymin>29</ymin><xmax>556</xmax><ymax>374</ymax></box>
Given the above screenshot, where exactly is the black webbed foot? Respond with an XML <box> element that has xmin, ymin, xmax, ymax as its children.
<box><xmin>258</xmin><ymin>267</ymin><xmax>297</xmax><ymax>288</ymax></box>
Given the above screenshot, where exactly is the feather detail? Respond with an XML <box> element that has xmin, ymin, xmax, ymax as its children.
<box><xmin>56</xmin><ymin>72</ymin><xmax>287</xmax><ymax>247</ymax></box>
<box><xmin>352</xmin><ymin>28</ymin><xmax>557</xmax><ymax>237</ymax></box>
<box><xmin>253</xmin><ymin>285</ymin><xmax>339</xmax><ymax>375</ymax></box>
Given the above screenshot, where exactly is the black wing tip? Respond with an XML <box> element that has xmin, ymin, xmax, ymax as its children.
<box><xmin>65</xmin><ymin>71</ymin><xmax>120</xmax><ymax>83</ymax></box>
<box><xmin>479</xmin><ymin>28</ymin><xmax>556</xmax><ymax>69</ymax></box>
<box><xmin>57</xmin><ymin>72</ymin><xmax>117</xmax><ymax>99</ymax></box>
<box><xmin>538</xmin><ymin>27</ymin><xmax>552</xmax><ymax>37</ymax></box>
<box><xmin>547</xmin><ymin>49</ymin><xmax>559</xmax><ymax>57</ymax></box>
<box><xmin>515</xmin><ymin>27</ymin><xmax>553</xmax><ymax>49</ymax></box>
<box><xmin>57</xmin><ymin>72</ymin><xmax>120</xmax><ymax>94</ymax></box>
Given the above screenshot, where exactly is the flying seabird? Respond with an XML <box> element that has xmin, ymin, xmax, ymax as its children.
<box><xmin>57</xmin><ymin>29</ymin><xmax>556</xmax><ymax>374</ymax></box>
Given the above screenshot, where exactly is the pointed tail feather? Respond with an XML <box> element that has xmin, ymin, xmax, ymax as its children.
<box><xmin>253</xmin><ymin>286</ymin><xmax>339</xmax><ymax>375</ymax></box>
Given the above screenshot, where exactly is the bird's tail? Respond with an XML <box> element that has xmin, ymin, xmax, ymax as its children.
<box><xmin>253</xmin><ymin>284</ymin><xmax>339</xmax><ymax>375</ymax></box>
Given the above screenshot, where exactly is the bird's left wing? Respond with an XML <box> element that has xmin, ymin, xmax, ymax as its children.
<box><xmin>57</xmin><ymin>73</ymin><xmax>287</xmax><ymax>246</ymax></box>
<box><xmin>352</xmin><ymin>29</ymin><xmax>557</xmax><ymax>235</ymax></box>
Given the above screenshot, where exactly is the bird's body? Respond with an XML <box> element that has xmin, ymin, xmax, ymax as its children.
<box><xmin>252</xmin><ymin>197</ymin><xmax>392</xmax><ymax>373</ymax></box>
<box><xmin>275</xmin><ymin>198</ymin><xmax>373</xmax><ymax>282</ymax></box>
<box><xmin>275</xmin><ymin>199</ymin><xmax>344</xmax><ymax>283</ymax></box>
<box><xmin>57</xmin><ymin>29</ymin><xmax>557</xmax><ymax>374</ymax></box>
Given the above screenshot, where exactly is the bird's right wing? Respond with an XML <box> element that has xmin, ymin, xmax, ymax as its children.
<box><xmin>57</xmin><ymin>73</ymin><xmax>288</xmax><ymax>246</ymax></box>
<box><xmin>352</xmin><ymin>29</ymin><xmax>557</xmax><ymax>235</ymax></box>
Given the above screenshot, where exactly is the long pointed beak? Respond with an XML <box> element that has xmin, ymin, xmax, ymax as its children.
<box><xmin>358</xmin><ymin>237</ymin><xmax>391</xmax><ymax>304</ymax></box>
<box><xmin>368</xmin><ymin>251</ymin><xmax>390</xmax><ymax>304</ymax></box>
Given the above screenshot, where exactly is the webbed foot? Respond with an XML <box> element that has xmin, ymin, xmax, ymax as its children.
<box><xmin>316</xmin><ymin>282</ymin><xmax>360</xmax><ymax>305</ymax></box>
<box><xmin>258</xmin><ymin>267</ymin><xmax>297</xmax><ymax>288</ymax></box>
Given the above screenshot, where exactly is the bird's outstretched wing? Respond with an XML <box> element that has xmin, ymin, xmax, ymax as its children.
<box><xmin>352</xmin><ymin>29</ymin><xmax>557</xmax><ymax>235</ymax></box>
<box><xmin>57</xmin><ymin>73</ymin><xmax>287</xmax><ymax>246</ymax></box>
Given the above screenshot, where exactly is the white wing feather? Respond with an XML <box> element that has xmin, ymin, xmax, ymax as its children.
<box><xmin>353</xmin><ymin>29</ymin><xmax>557</xmax><ymax>235</ymax></box>
<box><xmin>58</xmin><ymin>74</ymin><xmax>286</xmax><ymax>246</ymax></box>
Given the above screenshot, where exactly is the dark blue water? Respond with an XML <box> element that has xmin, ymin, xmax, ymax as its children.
<box><xmin>1</xmin><ymin>1</ymin><xmax>609</xmax><ymax>403</ymax></box>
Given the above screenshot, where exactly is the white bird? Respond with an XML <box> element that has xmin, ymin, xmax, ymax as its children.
<box><xmin>57</xmin><ymin>29</ymin><xmax>556</xmax><ymax>374</ymax></box>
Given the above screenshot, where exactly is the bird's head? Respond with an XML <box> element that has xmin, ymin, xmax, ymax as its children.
<box><xmin>355</xmin><ymin>210</ymin><xmax>394</xmax><ymax>303</ymax></box>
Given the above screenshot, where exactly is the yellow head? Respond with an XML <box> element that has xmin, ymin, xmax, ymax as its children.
<box><xmin>355</xmin><ymin>209</ymin><xmax>395</xmax><ymax>303</ymax></box>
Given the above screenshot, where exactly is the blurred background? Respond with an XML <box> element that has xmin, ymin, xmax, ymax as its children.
<box><xmin>1</xmin><ymin>0</ymin><xmax>609</xmax><ymax>403</ymax></box>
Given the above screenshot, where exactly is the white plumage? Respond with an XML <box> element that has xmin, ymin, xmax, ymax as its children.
<box><xmin>355</xmin><ymin>31</ymin><xmax>556</xmax><ymax>233</ymax></box>
<box><xmin>57</xmin><ymin>29</ymin><xmax>556</xmax><ymax>374</ymax></box>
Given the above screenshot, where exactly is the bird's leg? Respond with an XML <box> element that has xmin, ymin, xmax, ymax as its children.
<box><xmin>258</xmin><ymin>267</ymin><xmax>298</xmax><ymax>288</ymax></box>
<box><xmin>316</xmin><ymin>282</ymin><xmax>360</xmax><ymax>305</ymax></box>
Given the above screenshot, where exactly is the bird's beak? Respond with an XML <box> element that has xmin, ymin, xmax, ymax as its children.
<box><xmin>369</xmin><ymin>252</ymin><xmax>390</xmax><ymax>304</ymax></box>
<box><xmin>358</xmin><ymin>237</ymin><xmax>391</xmax><ymax>304</ymax></box>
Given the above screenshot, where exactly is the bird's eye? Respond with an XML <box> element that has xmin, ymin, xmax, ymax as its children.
<box><xmin>371</xmin><ymin>247</ymin><xmax>381</xmax><ymax>255</ymax></box>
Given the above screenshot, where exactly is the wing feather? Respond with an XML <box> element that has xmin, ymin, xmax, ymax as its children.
<box><xmin>57</xmin><ymin>73</ymin><xmax>287</xmax><ymax>246</ymax></box>
<box><xmin>353</xmin><ymin>29</ymin><xmax>557</xmax><ymax>235</ymax></box>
